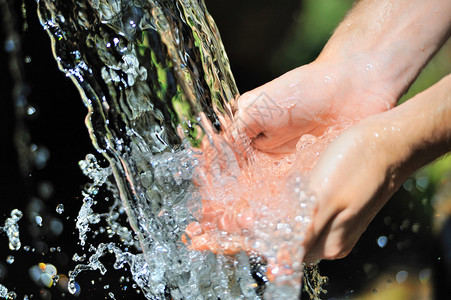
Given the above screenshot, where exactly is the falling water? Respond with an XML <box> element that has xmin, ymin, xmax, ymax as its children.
<box><xmin>31</xmin><ymin>0</ymin><xmax>328</xmax><ymax>299</ymax></box>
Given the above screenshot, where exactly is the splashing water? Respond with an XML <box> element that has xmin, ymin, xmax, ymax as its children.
<box><xmin>1</xmin><ymin>209</ymin><xmax>23</xmax><ymax>251</ymax></box>
<box><xmin>0</xmin><ymin>284</ymin><xmax>17</xmax><ymax>300</ymax></box>
<box><xmin>0</xmin><ymin>210</ymin><xmax>23</xmax><ymax>299</ymax></box>
<box><xmin>34</xmin><ymin>0</ymin><xmax>334</xmax><ymax>299</ymax></box>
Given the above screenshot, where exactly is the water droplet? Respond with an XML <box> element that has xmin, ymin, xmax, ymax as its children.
<box><xmin>56</xmin><ymin>204</ymin><xmax>65</xmax><ymax>214</ymax></box>
<box><xmin>4</xmin><ymin>209</ymin><xmax>22</xmax><ymax>250</ymax></box>
<box><xmin>43</xmin><ymin>264</ymin><xmax>57</xmax><ymax>277</ymax></box>
<box><xmin>6</xmin><ymin>256</ymin><xmax>14</xmax><ymax>264</ymax></box>
<box><xmin>38</xmin><ymin>181</ymin><xmax>54</xmax><ymax>199</ymax></box>
<box><xmin>366</xmin><ymin>63</ymin><xmax>375</xmax><ymax>71</ymax></box>
<box><xmin>396</xmin><ymin>270</ymin><xmax>408</xmax><ymax>284</ymax></box>
<box><xmin>50</xmin><ymin>218</ymin><xmax>63</xmax><ymax>235</ymax></box>
<box><xmin>4</xmin><ymin>38</ymin><xmax>16</xmax><ymax>52</ymax></box>
<box><xmin>26</xmin><ymin>105</ymin><xmax>36</xmax><ymax>116</ymax></box>
<box><xmin>416</xmin><ymin>176</ymin><xmax>429</xmax><ymax>192</ymax></box>
<box><xmin>403</xmin><ymin>178</ymin><xmax>414</xmax><ymax>191</ymax></box>
<box><xmin>377</xmin><ymin>236</ymin><xmax>388</xmax><ymax>248</ymax></box>
<box><xmin>6</xmin><ymin>291</ymin><xmax>16</xmax><ymax>300</ymax></box>
<box><xmin>40</xmin><ymin>272</ymin><xmax>53</xmax><ymax>287</ymax></box>
<box><xmin>35</xmin><ymin>216</ymin><xmax>43</xmax><ymax>227</ymax></box>
<box><xmin>419</xmin><ymin>268</ymin><xmax>431</xmax><ymax>283</ymax></box>
<box><xmin>31</xmin><ymin>145</ymin><xmax>50</xmax><ymax>169</ymax></box>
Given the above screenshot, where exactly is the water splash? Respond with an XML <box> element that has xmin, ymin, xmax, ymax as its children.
<box><xmin>55</xmin><ymin>204</ymin><xmax>64</xmax><ymax>214</ymax></box>
<box><xmin>35</xmin><ymin>0</ymin><xmax>325</xmax><ymax>299</ymax></box>
<box><xmin>1</xmin><ymin>209</ymin><xmax>23</xmax><ymax>251</ymax></box>
<box><xmin>0</xmin><ymin>284</ymin><xmax>17</xmax><ymax>300</ymax></box>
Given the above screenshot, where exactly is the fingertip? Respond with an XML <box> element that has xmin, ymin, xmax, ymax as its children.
<box><xmin>234</xmin><ymin>109</ymin><xmax>260</xmax><ymax>140</ymax></box>
<box><xmin>185</xmin><ymin>221</ymin><xmax>203</xmax><ymax>238</ymax></box>
<box><xmin>234</xmin><ymin>91</ymin><xmax>266</xmax><ymax>139</ymax></box>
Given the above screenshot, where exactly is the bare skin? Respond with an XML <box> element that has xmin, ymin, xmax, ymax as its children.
<box><xmin>237</xmin><ymin>0</ymin><xmax>451</xmax><ymax>153</ymax></box>
<box><xmin>305</xmin><ymin>74</ymin><xmax>451</xmax><ymax>262</ymax></box>
<box><xmin>186</xmin><ymin>0</ymin><xmax>451</xmax><ymax>274</ymax></box>
<box><xmin>235</xmin><ymin>61</ymin><xmax>393</xmax><ymax>153</ymax></box>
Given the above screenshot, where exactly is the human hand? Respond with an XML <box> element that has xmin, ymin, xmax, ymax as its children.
<box><xmin>304</xmin><ymin>74</ymin><xmax>451</xmax><ymax>262</ymax></box>
<box><xmin>183</xmin><ymin>117</ymin><xmax>348</xmax><ymax>280</ymax></box>
<box><xmin>234</xmin><ymin>60</ymin><xmax>396</xmax><ymax>154</ymax></box>
<box><xmin>234</xmin><ymin>0</ymin><xmax>451</xmax><ymax>155</ymax></box>
<box><xmin>182</xmin><ymin>57</ymin><xmax>399</xmax><ymax>277</ymax></box>
<box><xmin>183</xmin><ymin>0</ymin><xmax>451</xmax><ymax>281</ymax></box>
<box><xmin>184</xmin><ymin>74</ymin><xmax>451</xmax><ymax>283</ymax></box>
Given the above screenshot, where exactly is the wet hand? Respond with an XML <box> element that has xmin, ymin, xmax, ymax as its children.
<box><xmin>234</xmin><ymin>60</ymin><xmax>395</xmax><ymax>154</ymax></box>
<box><xmin>304</xmin><ymin>75</ymin><xmax>451</xmax><ymax>262</ymax></box>
<box><xmin>182</xmin><ymin>122</ymin><xmax>346</xmax><ymax>280</ymax></box>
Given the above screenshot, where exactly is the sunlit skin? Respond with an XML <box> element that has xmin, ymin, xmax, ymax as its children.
<box><xmin>182</xmin><ymin>113</ymin><xmax>354</xmax><ymax>282</ymax></box>
<box><xmin>184</xmin><ymin>0</ymin><xmax>451</xmax><ymax>280</ymax></box>
<box><xmin>234</xmin><ymin>61</ymin><xmax>394</xmax><ymax>154</ymax></box>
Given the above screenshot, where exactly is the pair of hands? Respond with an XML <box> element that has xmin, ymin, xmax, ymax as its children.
<box><xmin>185</xmin><ymin>55</ymin><xmax>451</xmax><ymax>284</ymax></box>
<box><xmin>183</xmin><ymin>0</ymin><xmax>451</xmax><ymax>282</ymax></box>
<box><xmin>184</xmin><ymin>59</ymin><xmax>401</xmax><ymax>265</ymax></box>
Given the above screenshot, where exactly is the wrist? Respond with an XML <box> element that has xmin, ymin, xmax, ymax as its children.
<box><xmin>363</xmin><ymin>75</ymin><xmax>451</xmax><ymax>190</ymax></box>
<box><xmin>316</xmin><ymin>0</ymin><xmax>451</xmax><ymax>106</ymax></box>
<box><xmin>309</xmin><ymin>56</ymin><xmax>398</xmax><ymax>114</ymax></box>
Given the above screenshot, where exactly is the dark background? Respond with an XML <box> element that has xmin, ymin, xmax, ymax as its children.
<box><xmin>1</xmin><ymin>0</ymin><xmax>448</xmax><ymax>299</ymax></box>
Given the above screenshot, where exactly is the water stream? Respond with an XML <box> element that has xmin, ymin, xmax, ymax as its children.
<box><xmin>5</xmin><ymin>0</ymin><xmax>326</xmax><ymax>298</ymax></box>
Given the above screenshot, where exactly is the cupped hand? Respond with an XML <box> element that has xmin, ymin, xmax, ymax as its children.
<box><xmin>234</xmin><ymin>60</ymin><xmax>396</xmax><ymax>154</ymax></box>
<box><xmin>303</xmin><ymin>116</ymin><xmax>398</xmax><ymax>262</ymax></box>
<box><xmin>303</xmin><ymin>74</ymin><xmax>451</xmax><ymax>262</ymax></box>
<box><xmin>183</xmin><ymin>112</ymin><xmax>349</xmax><ymax>280</ymax></box>
<box><xmin>182</xmin><ymin>59</ymin><xmax>405</xmax><ymax>279</ymax></box>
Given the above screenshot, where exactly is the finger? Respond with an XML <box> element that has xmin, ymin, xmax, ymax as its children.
<box><xmin>188</xmin><ymin>233</ymin><xmax>220</xmax><ymax>253</ymax></box>
<box><xmin>185</xmin><ymin>221</ymin><xmax>203</xmax><ymax>238</ymax></box>
<box><xmin>302</xmin><ymin>183</ymin><xmax>345</xmax><ymax>262</ymax></box>
<box><xmin>304</xmin><ymin>219</ymin><xmax>356</xmax><ymax>262</ymax></box>
<box><xmin>303</xmin><ymin>217</ymin><xmax>335</xmax><ymax>263</ymax></box>
<box><xmin>234</xmin><ymin>91</ymin><xmax>266</xmax><ymax>139</ymax></box>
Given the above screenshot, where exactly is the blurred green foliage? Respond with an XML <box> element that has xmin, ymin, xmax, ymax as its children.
<box><xmin>271</xmin><ymin>0</ymin><xmax>353</xmax><ymax>73</ymax></box>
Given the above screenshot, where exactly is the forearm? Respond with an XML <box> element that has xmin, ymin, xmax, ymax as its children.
<box><xmin>317</xmin><ymin>0</ymin><xmax>451</xmax><ymax>105</ymax></box>
<box><xmin>377</xmin><ymin>74</ymin><xmax>451</xmax><ymax>190</ymax></box>
<box><xmin>395</xmin><ymin>73</ymin><xmax>451</xmax><ymax>174</ymax></box>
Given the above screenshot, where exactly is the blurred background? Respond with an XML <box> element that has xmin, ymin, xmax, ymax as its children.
<box><xmin>1</xmin><ymin>0</ymin><xmax>450</xmax><ymax>299</ymax></box>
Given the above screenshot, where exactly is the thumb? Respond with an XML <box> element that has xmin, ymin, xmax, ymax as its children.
<box><xmin>234</xmin><ymin>91</ymin><xmax>266</xmax><ymax>139</ymax></box>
